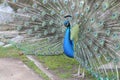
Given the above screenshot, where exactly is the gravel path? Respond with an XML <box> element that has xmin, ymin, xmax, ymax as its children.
<box><xmin>0</xmin><ymin>58</ymin><xmax>43</xmax><ymax>80</ymax></box>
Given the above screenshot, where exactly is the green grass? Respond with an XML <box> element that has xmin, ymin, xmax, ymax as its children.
<box><xmin>0</xmin><ymin>46</ymin><xmax>20</xmax><ymax>58</ymax></box>
<box><xmin>0</xmin><ymin>46</ymin><xmax>50</xmax><ymax>80</ymax></box>
<box><xmin>37</xmin><ymin>55</ymin><xmax>120</xmax><ymax>80</ymax></box>
<box><xmin>37</xmin><ymin>54</ymin><xmax>96</xmax><ymax>80</ymax></box>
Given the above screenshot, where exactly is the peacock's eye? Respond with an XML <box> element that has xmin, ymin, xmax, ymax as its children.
<box><xmin>64</xmin><ymin>20</ymin><xmax>70</xmax><ymax>27</ymax></box>
<box><xmin>65</xmin><ymin>23</ymin><xmax>68</xmax><ymax>26</ymax></box>
<box><xmin>66</xmin><ymin>23</ymin><xmax>69</xmax><ymax>26</ymax></box>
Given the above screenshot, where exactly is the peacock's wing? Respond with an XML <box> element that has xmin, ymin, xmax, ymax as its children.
<box><xmin>0</xmin><ymin>0</ymin><xmax>69</xmax><ymax>55</ymax></box>
<box><xmin>73</xmin><ymin>0</ymin><xmax>120</xmax><ymax>79</ymax></box>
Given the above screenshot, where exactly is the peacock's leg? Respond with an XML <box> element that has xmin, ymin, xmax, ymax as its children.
<box><xmin>72</xmin><ymin>65</ymin><xmax>85</xmax><ymax>78</ymax></box>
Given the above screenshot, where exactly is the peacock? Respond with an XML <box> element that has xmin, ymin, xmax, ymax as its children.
<box><xmin>1</xmin><ymin>0</ymin><xmax>120</xmax><ymax>79</ymax></box>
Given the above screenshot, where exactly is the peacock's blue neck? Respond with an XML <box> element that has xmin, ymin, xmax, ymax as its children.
<box><xmin>63</xmin><ymin>27</ymin><xmax>74</xmax><ymax>58</ymax></box>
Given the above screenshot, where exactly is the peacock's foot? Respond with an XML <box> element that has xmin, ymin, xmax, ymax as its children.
<box><xmin>72</xmin><ymin>72</ymin><xmax>85</xmax><ymax>78</ymax></box>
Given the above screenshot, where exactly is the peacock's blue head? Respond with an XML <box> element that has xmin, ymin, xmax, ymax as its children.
<box><xmin>64</xmin><ymin>20</ymin><xmax>70</xmax><ymax>27</ymax></box>
<box><xmin>64</xmin><ymin>15</ymin><xmax>72</xmax><ymax>27</ymax></box>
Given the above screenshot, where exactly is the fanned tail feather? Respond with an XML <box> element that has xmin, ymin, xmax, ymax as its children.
<box><xmin>74</xmin><ymin>0</ymin><xmax>120</xmax><ymax>79</ymax></box>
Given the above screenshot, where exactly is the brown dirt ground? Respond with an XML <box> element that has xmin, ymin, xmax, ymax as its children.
<box><xmin>0</xmin><ymin>58</ymin><xmax>43</xmax><ymax>80</ymax></box>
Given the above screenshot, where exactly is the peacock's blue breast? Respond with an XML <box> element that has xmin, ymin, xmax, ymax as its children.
<box><xmin>63</xmin><ymin>27</ymin><xmax>74</xmax><ymax>58</ymax></box>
